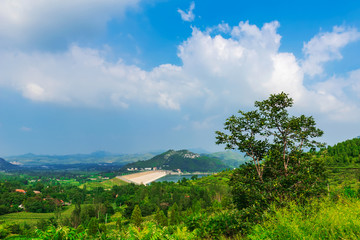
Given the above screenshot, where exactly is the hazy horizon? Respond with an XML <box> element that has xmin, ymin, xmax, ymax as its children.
<box><xmin>0</xmin><ymin>1</ymin><xmax>360</xmax><ymax>156</ymax></box>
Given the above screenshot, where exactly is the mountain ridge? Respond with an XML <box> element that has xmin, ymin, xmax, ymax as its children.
<box><xmin>123</xmin><ymin>149</ymin><xmax>229</xmax><ymax>172</ymax></box>
<box><xmin>0</xmin><ymin>158</ymin><xmax>18</xmax><ymax>170</ymax></box>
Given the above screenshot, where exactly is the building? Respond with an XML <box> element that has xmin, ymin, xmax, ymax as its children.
<box><xmin>15</xmin><ymin>189</ymin><xmax>26</xmax><ymax>194</ymax></box>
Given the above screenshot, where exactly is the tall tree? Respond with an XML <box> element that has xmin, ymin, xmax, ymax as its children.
<box><xmin>131</xmin><ymin>205</ymin><xmax>142</xmax><ymax>227</ymax></box>
<box><xmin>216</xmin><ymin>92</ymin><xmax>327</xmax><ymax>212</ymax></box>
<box><xmin>216</xmin><ymin>92</ymin><xmax>324</xmax><ymax>181</ymax></box>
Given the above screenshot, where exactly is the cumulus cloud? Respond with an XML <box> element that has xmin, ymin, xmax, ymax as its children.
<box><xmin>0</xmin><ymin>19</ymin><xmax>360</xmax><ymax>122</ymax></box>
<box><xmin>302</xmin><ymin>26</ymin><xmax>360</xmax><ymax>77</ymax></box>
<box><xmin>0</xmin><ymin>45</ymin><xmax>202</xmax><ymax>110</ymax></box>
<box><xmin>178</xmin><ymin>2</ymin><xmax>195</xmax><ymax>22</ymax></box>
<box><xmin>0</xmin><ymin>0</ymin><xmax>140</xmax><ymax>50</ymax></box>
<box><xmin>178</xmin><ymin>21</ymin><xmax>305</xmax><ymax>106</ymax></box>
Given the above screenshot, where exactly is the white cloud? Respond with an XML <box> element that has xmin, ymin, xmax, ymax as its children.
<box><xmin>0</xmin><ymin>45</ymin><xmax>202</xmax><ymax>110</ymax></box>
<box><xmin>302</xmin><ymin>26</ymin><xmax>360</xmax><ymax>77</ymax></box>
<box><xmin>0</xmin><ymin>0</ymin><xmax>140</xmax><ymax>49</ymax></box>
<box><xmin>177</xmin><ymin>2</ymin><xmax>195</xmax><ymax>22</ymax></box>
<box><xmin>0</xmin><ymin>20</ymin><xmax>360</xmax><ymax>123</ymax></box>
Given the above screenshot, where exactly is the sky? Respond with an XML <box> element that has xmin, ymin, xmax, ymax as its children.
<box><xmin>0</xmin><ymin>0</ymin><xmax>360</xmax><ymax>155</ymax></box>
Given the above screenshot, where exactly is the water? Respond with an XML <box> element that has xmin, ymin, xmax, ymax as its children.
<box><xmin>154</xmin><ymin>174</ymin><xmax>210</xmax><ymax>183</ymax></box>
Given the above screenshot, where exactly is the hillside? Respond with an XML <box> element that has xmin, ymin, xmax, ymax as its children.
<box><xmin>324</xmin><ymin>137</ymin><xmax>360</xmax><ymax>165</ymax></box>
<box><xmin>205</xmin><ymin>150</ymin><xmax>248</xmax><ymax>168</ymax></box>
<box><xmin>0</xmin><ymin>158</ymin><xmax>18</xmax><ymax>170</ymax></box>
<box><xmin>123</xmin><ymin>149</ymin><xmax>229</xmax><ymax>172</ymax></box>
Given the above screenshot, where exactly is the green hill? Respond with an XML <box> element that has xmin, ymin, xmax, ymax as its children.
<box><xmin>0</xmin><ymin>158</ymin><xmax>18</xmax><ymax>170</ymax></box>
<box><xmin>123</xmin><ymin>149</ymin><xmax>229</xmax><ymax>172</ymax></box>
<box><xmin>323</xmin><ymin>137</ymin><xmax>360</xmax><ymax>165</ymax></box>
<box><xmin>205</xmin><ymin>150</ymin><xmax>248</xmax><ymax>168</ymax></box>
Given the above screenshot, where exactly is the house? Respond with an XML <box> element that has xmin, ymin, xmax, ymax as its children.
<box><xmin>33</xmin><ymin>190</ymin><xmax>41</xmax><ymax>194</ymax></box>
<box><xmin>15</xmin><ymin>189</ymin><xmax>26</xmax><ymax>194</ymax></box>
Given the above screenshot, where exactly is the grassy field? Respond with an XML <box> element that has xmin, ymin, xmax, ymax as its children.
<box><xmin>248</xmin><ymin>197</ymin><xmax>360</xmax><ymax>239</ymax></box>
<box><xmin>327</xmin><ymin>167</ymin><xmax>360</xmax><ymax>190</ymax></box>
<box><xmin>80</xmin><ymin>177</ymin><xmax>128</xmax><ymax>190</ymax></box>
<box><xmin>0</xmin><ymin>205</ymin><xmax>74</xmax><ymax>225</ymax></box>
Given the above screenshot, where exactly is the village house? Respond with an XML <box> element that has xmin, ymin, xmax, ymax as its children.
<box><xmin>15</xmin><ymin>189</ymin><xmax>26</xmax><ymax>194</ymax></box>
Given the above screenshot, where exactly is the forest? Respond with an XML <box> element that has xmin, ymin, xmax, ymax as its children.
<box><xmin>1</xmin><ymin>93</ymin><xmax>360</xmax><ymax>239</ymax></box>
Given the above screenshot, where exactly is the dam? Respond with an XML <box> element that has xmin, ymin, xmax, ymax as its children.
<box><xmin>117</xmin><ymin>170</ymin><xmax>168</xmax><ymax>185</ymax></box>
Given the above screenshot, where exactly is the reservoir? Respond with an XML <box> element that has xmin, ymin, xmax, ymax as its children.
<box><xmin>117</xmin><ymin>171</ymin><xmax>212</xmax><ymax>185</ymax></box>
<box><xmin>154</xmin><ymin>174</ymin><xmax>210</xmax><ymax>183</ymax></box>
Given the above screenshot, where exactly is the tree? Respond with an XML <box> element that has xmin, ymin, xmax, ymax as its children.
<box><xmin>131</xmin><ymin>205</ymin><xmax>142</xmax><ymax>227</ymax></box>
<box><xmin>216</xmin><ymin>92</ymin><xmax>323</xmax><ymax>182</ymax></box>
<box><xmin>216</xmin><ymin>92</ymin><xmax>327</xmax><ymax>212</ymax></box>
<box><xmin>87</xmin><ymin>217</ymin><xmax>99</xmax><ymax>236</ymax></box>
<box><xmin>168</xmin><ymin>202</ymin><xmax>180</xmax><ymax>225</ymax></box>
<box><xmin>70</xmin><ymin>203</ymin><xmax>81</xmax><ymax>228</ymax></box>
<box><xmin>154</xmin><ymin>207</ymin><xmax>168</xmax><ymax>226</ymax></box>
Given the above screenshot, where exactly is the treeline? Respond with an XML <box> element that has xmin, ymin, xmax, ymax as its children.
<box><xmin>0</xmin><ymin>171</ymin><xmax>238</xmax><ymax>239</ymax></box>
<box><xmin>0</xmin><ymin>179</ymin><xmax>84</xmax><ymax>215</ymax></box>
<box><xmin>322</xmin><ymin>137</ymin><xmax>360</xmax><ymax>165</ymax></box>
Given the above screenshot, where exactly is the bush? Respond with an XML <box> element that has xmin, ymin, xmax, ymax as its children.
<box><xmin>248</xmin><ymin>198</ymin><xmax>360</xmax><ymax>240</ymax></box>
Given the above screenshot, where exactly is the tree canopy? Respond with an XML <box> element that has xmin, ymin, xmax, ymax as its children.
<box><xmin>216</xmin><ymin>92</ymin><xmax>327</xmax><ymax>213</ymax></box>
<box><xmin>216</xmin><ymin>92</ymin><xmax>324</xmax><ymax>181</ymax></box>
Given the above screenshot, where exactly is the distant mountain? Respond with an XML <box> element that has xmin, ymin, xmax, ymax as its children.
<box><xmin>5</xmin><ymin>152</ymin><xmax>159</xmax><ymax>166</ymax></box>
<box><xmin>0</xmin><ymin>158</ymin><xmax>18</xmax><ymax>170</ymax></box>
<box><xmin>205</xmin><ymin>150</ymin><xmax>249</xmax><ymax>168</ymax></box>
<box><xmin>123</xmin><ymin>149</ymin><xmax>229</xmax><ymax>172</ymax></box>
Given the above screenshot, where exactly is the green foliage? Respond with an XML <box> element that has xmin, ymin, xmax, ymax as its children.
<box><xmin>168</xmin><ymin>203</ymin><xmax>180</xmax><ymax>225</ymax></box>
<box><xmin>81</xmin><ymin>177</ymin><xmax>128</xmax><ymax>191</ymax></box>
<box><xmin>205</xmin><ymin>150</ymin><xmax>249</xmax><ymax>168</ymax></box>
<box><xmin>323</xmin><ymin>137</ymin><xmax>360</xmax><ymax>166</ymax></box>
<box><xmin>70</xmin><ymin>204</ymin><xmax>81</xmax><ymax>228</ymax></box>
<box><xmin>0</xmin><ymin>225</ymin><xmax>9</xmax><ymax>239</ymax></box>
<box><xmin>131</xmin><ymin>205</ymin><xmax>142</xmax><ymax>227</ymax></box>
<box><xmin>154</xmin><ymin>207</ymin><xmax>168</xmax><ymax>226</ymax></box>
<box><xmin>124</xmin><ymin>149</ymin><xmax>229</xmax><ymax>172</ymax></box>
<box><xmin>87</xmin><ymin>217</ymin><xmax>99</xmax><ymax>236</ymax></box>
<box><xmin>248</xmin><ymin>197</ymin><xmax>360</xmax><ymax>240</ymax></box>
<box><xmin>184</xmin><ymin>210</ymin><xmax>242</xmax><ymax>239</ymax></box>
<box><xmin>124</xmin><ymin>221</ymin><xmax>197</xmax><ymax>240</ymax></box>
<box><xmin>0</xmin><ymin>205</ymin><xmax>74</xmax><ymax>225</ymax></box>
<box><xmin>216</xmin><ymin>93</ymin><xmax>326</xmax><ymax>216</ymax></box>
<box><xmin>35</xmin><ymin>225</ymin><xmax>87</xmax><ymax>240</ymax></box>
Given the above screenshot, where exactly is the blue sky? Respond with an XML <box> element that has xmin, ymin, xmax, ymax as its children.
<box><xmin>0</xmin><ymin>0</ymin><xmax>360</xmax><ymax>155</ymax></box>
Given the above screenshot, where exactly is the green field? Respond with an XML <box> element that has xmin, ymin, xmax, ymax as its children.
<box><xmin>327</xmin><ymin>167</ymin><xmax>360</xmax><ymax>190</ymax></box>
<box><xmin>80</xmin><ymin>177</ymin><xmax>128</xmax><ymax>190</ymax></box>
<box><xmin>0</xmin><ymin>205</ymin><xmax>74</xmax><ymax>225</ymax></box>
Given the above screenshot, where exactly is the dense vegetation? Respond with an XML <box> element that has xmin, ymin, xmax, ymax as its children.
<box><xmin>123</xmin><ymin>149</ymin><xmax>229</xmax><ymax>172</ymax></box>
<box><xmin>1</xmin><ymin>93</ymin><xmax>360</xmax><ymax>239</ymax></box>
<box><xmin>323</xmin><ymin>137</ymin><xmax>360</xmax><ymax>165</ymax></box>
<box><xmin>204</xmin><ymin>151</ymin><xmax>248</xmax><ymax>168</ymax></box>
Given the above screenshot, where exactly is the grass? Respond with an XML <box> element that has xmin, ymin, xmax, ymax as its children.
<box><xmin>0</xmin><ymin>205</ymin><xmax>74</xmax><ymax>225</ymax></box>
<box><xmin>80</xmin><ymin>177</ymin><xmax>128</xmax><ymax>190</ymax></box>
<box><xmin>248</xmin><ymin>197</ymin><xmax>360</xmax><ymax>240</ymax></box>
<box><xmin>327</xmin><ymin>167</ymin><xmax>360</xmax><ymax>190</ymax></box>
